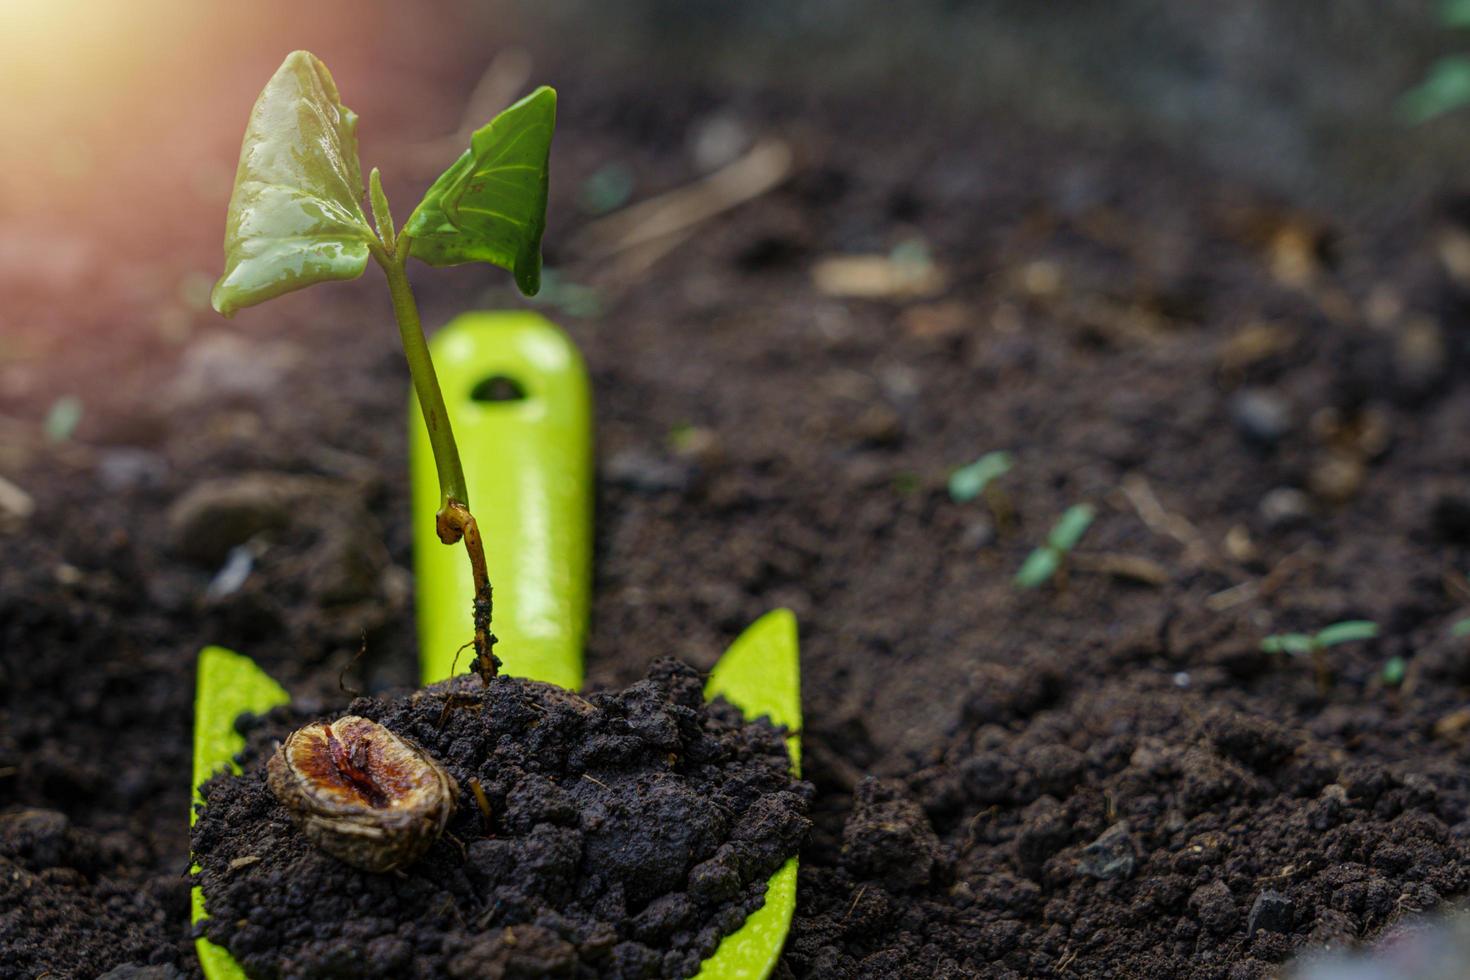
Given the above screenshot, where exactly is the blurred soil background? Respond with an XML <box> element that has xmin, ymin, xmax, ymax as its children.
<box><xmin>7</xmin><ymin>1</ymin><xmax>1470</xmax><ymax>976</ymax></box>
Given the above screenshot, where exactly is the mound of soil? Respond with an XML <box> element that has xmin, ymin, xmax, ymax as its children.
<box><xmin>190</xmin><ymin>660</ymin><xmax>809</xmax><ymax>979</ymax></box>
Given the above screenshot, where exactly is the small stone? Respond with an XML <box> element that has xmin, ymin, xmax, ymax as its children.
<box><xmin>1308</xmin><ymin>452</ymin><xmax>1364</xmax><ymax>504</ymax></box>
<box><xmin>1230</xmin><ymin>389</ymin><xmax>1292</xmax><ymax>447</ymax></box>
<box><xmin>1259</xmin><ymin>487</ymin><xmax>1312</xmax><ymax>530</ymax></box>
<box><xmin>959</xmin><ymin>518</ymin><xmax>996</xmax><ymax>550</ymax></box>
<box><xmin>1077</xmin><ymin>821</ymin><xmax>1137</xmax><ymax>881</ymax></box>
<box><xmin>605</xmin><ymin>450</ymin><xmax>692</xmax><ymax>495</ymax></box>
<box><xmin>167</xmin><ymin>472</ymin><xmax>331</xmax><ymax>564</ymax></box>
<box><xmin>166</xmin><ymin>333</ymin><xmax>301</xmax><ymax>408</ymax></box>
<box><xmin>1247</xmin><ymin>889</ymin><xmax>1294</xmax><ymax>938</ymax></box>
<box><xmin>97</xmin><ymin>448</ymin><xmax>169</xmax><ymax>492</ymax></box>
<box><xmin>1394</xmin><ymin>316</ymin><xmax>1447</xmax><ymax>400</ymax></box>
<box><xmin>689</xmin><ymin>112</ymin><xmax>751</xmax><ymax>172</ymax></box>
<box><xmin>0</xmin><ymin>473</ymin><xmax>35</xmax><ymax>533</ymax></box>
<box><xmin>205</xmin><ymin>545</ymin><xmax>256</xmax><ymax>600</ymax></box>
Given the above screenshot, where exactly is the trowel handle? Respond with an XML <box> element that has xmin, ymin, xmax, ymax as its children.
<box><xmin>409</xmin><ymin>311</ymin><xmax>593</xmax><ymax>689</ymax></box>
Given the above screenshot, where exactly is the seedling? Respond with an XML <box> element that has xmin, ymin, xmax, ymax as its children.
<box><xmin>1451</xmin><ymin>617</ymin><xmax>1470</xmax><ymax>638</ymax></box>
<box><xmin>1398</xmin><ymin>2</ymin><xmax>1470</xmax><ymax>122</ymax></box>
<box><xmin>1261</xmin><ymin>620</ymin><xmax>1380</xmax><ymax>693</ymax></box>
<box><xmin>1015</xmin><ymin>503</ymin><xmax>1095</xmax><ymax>589</ymax></box>
<box><xmin>1382</xmin><ymin>655</ymin><xmax>1407</xmax><ymax>687</ymax></box>
<box><xmin>211</xmin><ymin>51</ymin><xmax>555</xmax><ymax>683</ymax></box>
<box><xmin>949</xmin><ymin>450</ymin><xmax>1015</xmax><ymax>531</ymax></box>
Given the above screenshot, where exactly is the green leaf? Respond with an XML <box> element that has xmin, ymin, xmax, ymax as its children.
<box><xmin>406</xmin><ymin>86</ymin><xmax>557</xmax><ymax>296</ymax></box>
<box><xmin>1314</xmin><ymin>620</ymin><xmax>1379</xmax><ymax>648</ymax></box>
<box><xmin>1442</xmin><ymin>0</ymin><xmax>1470</xmax><ymax>28</ymax></box>
<box><xmin>44</xmin><ymin>395</ymin><xmax>82</xmax><ymax>443</ymax></box>
<box><xmin>1014</xmin><ymin>548</ymin><xmax>1059</xmax><ymax>589</ymax></box>
<box><xmin>211</xmin><ymin>51</ymin><xmax>374</xmax><ymax>316</ymax></box>
<box><xmin>1397</xmin><ymin>55</ymin><xmax>1470</xmax><ymax>124</ymax></box>
<box><xmin>1261</xmin><ymin>633</ymin><xmax>1315</xmax><ymax>656</ymax></box>
<box><xmin>948</xmin><ymin>450</ymin><xmax>1013</xmax><ymax>503</ymax></box>
<box><xmin>1452</xmin><ymin>617</ymin><xmax>1470</xmax><ymax>638</ymax></box>
<box><xmin>1381</xmin><ymin>656</ymin><xmax>1407</xmax><ymax>687</ymax></box>
<box><xmin>1048</xmin><ymin>503</ymin><xmax>1096</xmax><ymax>553</ymax></box>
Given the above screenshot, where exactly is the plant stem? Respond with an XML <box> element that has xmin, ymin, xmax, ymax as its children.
<box><xmin>376</xmin><ymin>240</ymin><xmax>498</xmax><ymax>683</ymax></box>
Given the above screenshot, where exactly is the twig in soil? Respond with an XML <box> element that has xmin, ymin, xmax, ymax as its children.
<box><xmin>447</xmin><ymin>640</ymin><xmax>473</xmax><ymax>680</ymax></box>
<box><xmin>1121</xmin><ymin>474</ymin><xmax>1211</xmax><ymax>566</ymax></box>
<box><xmin>433</xmin><ymin>888</ymin><xmax>468</xmax><ymax>928</ymax></box>
<box><xmin>1255</xmin><ymin>862</ymin><xmax>1307</xmax><ymax>883</ymax></box>
<box><xmin>1069</xmin><ymin>552</ymin><xmax>1171</xmax><ymax>587</ymax></box>
<box><xmin>569</xmin><ymin>138</ymin><xmax>793</xmax><ymax>274</ymax></box>
<box><xmin>1206</xmin><ymin>544</ymin><xmax>1321</xmax><ymax>612</ymax></box>
<box><xmin>468</xmin><ymin>778</ymin><xmax>493</xmax><ymax>836</ymax></box>
<box><xmin>959</xmin><ymin>805</ymin><xmax>1001</xmax><ymax>857</ymax></box>
<box><xmin>1205</xmin><ymin>580</ymin><xmax>1258</xmax><ymax>612</ymax></box>
<box><xmin>436</xmin><ymin>692</ymin><xmax>481</xmax><ymax>730</ymax></box>
<box><xmin>1443</xmin><ymin>564</ymin><xmax>1470</xmax><ymax>605</ymax></box>
<box><xmin>337</xmin><ymin>632</ymin><xmax>368</xmax><ymax>698</ymax></box>
<box><xmin>582</xmin><ymin>774</ymin><xmax>611</xmax><ymax>791</ymax></box>
<box><xmin>844</xmin><ymin>885</ymin><xmax>868</xmax><ymax>922</ymax></box>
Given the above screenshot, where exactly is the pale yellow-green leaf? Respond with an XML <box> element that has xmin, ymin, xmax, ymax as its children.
<box><xmin>212</xmin><ymin>51</ymin><xmax>374</xmax><ymax>316</ymax></box>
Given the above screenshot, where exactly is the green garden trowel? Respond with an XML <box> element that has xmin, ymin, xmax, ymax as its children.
<box><xmin>190</xmin><ymin>312</ymin><xmax>801</xmax><ymax>980</ymax></box>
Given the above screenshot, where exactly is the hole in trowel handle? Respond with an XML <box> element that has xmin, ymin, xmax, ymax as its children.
<box><xmin>470</xmin><ymin>374</ymin><xmax>527</xmax><ymax>403</ymax></box>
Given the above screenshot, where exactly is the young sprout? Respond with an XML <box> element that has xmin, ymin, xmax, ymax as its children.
<box><xmin>1381</xmin><ymin>655</ymin><xmax>1407</xmax><ymax>687</ymax></box>
<box><xmin>211</xmin><ymin>51</ymin><xmax>556</xmax><ymax>684</ymax></box>
<box><xmin>1261</xmin><ymin>620</ymin><xmax>1379</xmax><ymax>693</ymax></box>
<box><xmin>949</xmin><ymin>451</ymin><xmax>1016</xmax><ymax>532</ymax></box>
<box><xmin>1451</xmin><ymin>617</ymin><xmax>1470</xmax><ymax>638</ymax></box>
<box><xmin>948</xmin><ymin>451</ymin><xmax>1012</xmax><ymax>503</ymax></box>
<box><xmin>1015</xmin><ymin>503</ymin><xmax>1095</xmax><ymax>589</ymax></box>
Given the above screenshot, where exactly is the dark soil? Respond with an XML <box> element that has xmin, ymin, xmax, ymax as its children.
<box><xmin>191</xmin><ymin>661</ymin><xmax>808</xmax><ymax>979</ymax></box>
<box><xmin>7</xmin><ymin>4</ymin><xmax>1470</xmax><ymax>978</ymax></box>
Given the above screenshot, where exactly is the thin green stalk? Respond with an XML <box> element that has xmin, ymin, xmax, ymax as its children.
<box><xmin>373</xmin><ymin>230</ymin><xmax>497</xmax><ymax>681</ymax></box>
<box><xmin>378</xmin><ymin>247</ymin><xmax>468</xmax><ymax>512</ymax></box>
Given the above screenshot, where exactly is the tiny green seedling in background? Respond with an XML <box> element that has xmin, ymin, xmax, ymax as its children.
<box><xmin>1451</xmin><ymin>617</ymin><xmax>1470</xmax><ymax>638</ymax></box>
<box><xmin>950</xmin><ymin>451</ymin><xmax>1015</xmax><ymax>533</ymax></box>
<box><xmin>1015</xmin><ymin>503</ymin><xmax>1095</xmax><ymax>589</ymax></box>
<box><xmin>1262</xmin><ymin>620</ymin><xmax>1380</xmax><ymax>693</ymax></box>
<box><xmin>44</xmin><ymin>395</ymin><xmax>82</xmax><ymax>443</ymax></box>
<box><xmin>211</xmin><ymin>50</ymin><xmax>556</xmax><ymax>684</ymax></box>
<box><xmin>1382</xmin><ymin>655</ymin><xmax>1407</xmax><ymax>687</ymax></box>
<box><xmin>949</xmin><ymin>450</ymin><xmax>1013</xmax><ymax>502</ymax></box>
<box><xmin>577</xmin><ymin>161</ymin><xmax>635</xmax><ymax>215</ymax></box>
<box><xmin>1398</xmin><ymin>1</ymin><xmax>1470</xmax><ymax>122</ymax></box>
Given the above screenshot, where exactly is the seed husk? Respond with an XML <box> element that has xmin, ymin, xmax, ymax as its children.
<box><xmin>266</xmin><ymin>715</ymin><xmax>458</xmax><ymax>872</ymax></box>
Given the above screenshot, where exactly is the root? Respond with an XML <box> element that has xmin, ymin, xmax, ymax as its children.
<box><xmin>436</xmin><ymin>499</ymin><xmax>500</xmax><ymax>684</ymax></box>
